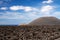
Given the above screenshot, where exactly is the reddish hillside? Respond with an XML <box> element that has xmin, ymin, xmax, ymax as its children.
<box><xmin>29</xmin><ymin>17</ymin><xmax>60</xmax><ymax>25</ymax></box>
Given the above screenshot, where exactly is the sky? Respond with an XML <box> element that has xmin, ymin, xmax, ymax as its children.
<box><xmin>0</xmin><ymin>0</ymin><xmax>60</xmax><ymax>25</ymax></box>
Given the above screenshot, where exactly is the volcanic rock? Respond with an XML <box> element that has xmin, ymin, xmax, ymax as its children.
<box><xmin>29</xmin><ymin>17</ymin><xmax>60</xmax><ymax>25</ymax></box>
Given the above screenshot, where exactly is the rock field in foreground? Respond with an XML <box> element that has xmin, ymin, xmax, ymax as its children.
<box><xmin>0</xmin><ymin>25</ymin><xmax>60</xmax><ymax>40</ymax></box>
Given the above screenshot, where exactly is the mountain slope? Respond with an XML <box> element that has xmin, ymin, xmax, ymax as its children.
<box><xmin>29</xmin><ymin>17</ymin><xmax>60</xmax><ymax>25</ymax></box>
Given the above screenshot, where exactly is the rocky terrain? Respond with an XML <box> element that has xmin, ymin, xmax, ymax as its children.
<box><xmin>0</xmin><ymin>25</ymin><xmax>60</xmax><ymax>40</ymax></box>
<box><xmin>0</xmin><ymin>17</ymin><xmax>60</xmax><ymax>40</ymax></box>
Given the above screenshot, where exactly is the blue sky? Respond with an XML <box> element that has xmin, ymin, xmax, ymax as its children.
<box><xmin>0</xmin><ymin>0</ymin><xmax>60</xmax><ymax>25</ymax></box>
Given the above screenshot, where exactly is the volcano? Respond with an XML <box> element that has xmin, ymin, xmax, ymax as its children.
<box><xmin>29</xmin><ymin>17</ymin><xmax>60</xmax><ymax>25</ymax></box>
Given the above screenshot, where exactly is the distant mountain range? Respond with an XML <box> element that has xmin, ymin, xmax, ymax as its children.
<box><xmin>29</xmin><ymin>17</ymin><xmax>60</xmax><ymax>25</ymax></box>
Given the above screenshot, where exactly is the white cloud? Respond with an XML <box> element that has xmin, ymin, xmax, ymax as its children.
<box><xmin>0</xmin><ymin>5</ymin><xmax>56</xmax><ymax>19</ymax></box>
<box><xmin>41</xmin><ymin>0</ymin><xmax>55</xmax><ymax>16</ymax></box>
<box><xmin>40</xmin><ymin>5</ymin><xmax>55</xmax><ymax>16</ymax></box>
<box><xmin>0</xmin><ymin>7</ymin><xmax>7</xmax><ymax>10</ymax></box>
<box><xmin>0</xmin><ymin>12</ymin><xmax>25</xmax><ymax>19</ymax></box>
<box><xmin>10</xmin><ymin>6</ymin><xmax>21</xmax><ymax>10</ymax></box>
<box><xmin>0</xmin><ymin>6</ymin><xmax>39</xmax><ymax>20</ymax></box>
<box><xmin>0</xmin><ymin>11</ymin><xmax>39</xmax><ymax>20</ymax></box>
<box><xmin>46</xmin><ymin>11</ymin><xmax>60</xmax><ymax>18</ymax></box>
<box><xmin>10</xmin><ymin>6</ymin><xmax>38</xmax><ymax>12</ymax></box>
<box><xmin>41</xmin><ymin>5</ymin><xmax>54</xmax><ymax>13</ymax></box>
<box><xmin>52</xmin><ymin>12</ymin><xmax>60</xmax><ymax>16</ymax></box>
<box><xmin>42</xmin><ymin>0</ymin><xmax>53</xmax><ymax>4</ymax></box>
<box><xmin>24</xmin><ymin>7</ymin><xmax>32</xmax><ymax>12</ymax></box>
